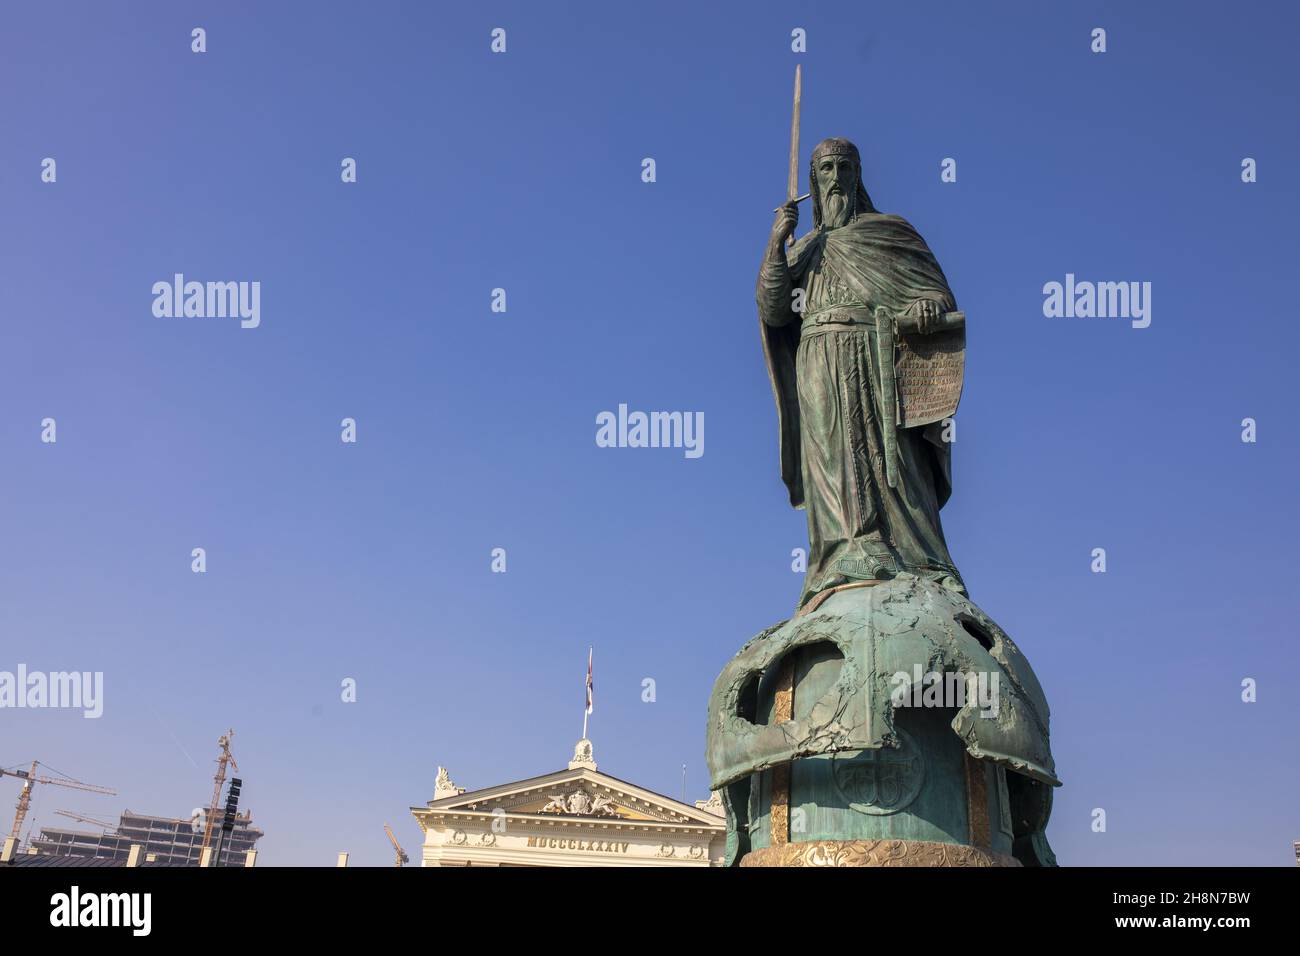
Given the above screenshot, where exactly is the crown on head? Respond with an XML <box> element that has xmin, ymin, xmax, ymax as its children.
<box><xmin>811</xmin><ymin>138</ymin><xmax>860</xmax><ymax>163</ymax></box>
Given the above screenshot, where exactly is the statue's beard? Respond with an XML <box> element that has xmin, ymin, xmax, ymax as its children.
<box><xmin>822</xmin><ymin>190</ymin><xmax>852</xmax><ymax>228</ymax></box>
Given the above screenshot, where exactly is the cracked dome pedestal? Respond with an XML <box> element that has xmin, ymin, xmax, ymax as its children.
<box><xmin>705</xmin><ymin>574</ymin><xmax>1061</xmax><ymax>867</ymax></box>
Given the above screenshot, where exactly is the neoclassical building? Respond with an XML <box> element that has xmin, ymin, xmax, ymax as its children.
<box><xmin>411</xmin><ymin>739</ymin><xmax>726</xmax><ymax>866</ymax></box>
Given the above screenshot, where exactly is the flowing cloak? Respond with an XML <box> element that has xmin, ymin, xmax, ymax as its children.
<box><xmin>760</xmin><ymin>213</ymin><xmax>963</xmax><ymax>510</ymax></box>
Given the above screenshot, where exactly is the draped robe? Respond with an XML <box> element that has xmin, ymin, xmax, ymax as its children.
<box><xmin>757</xmin><ymin>213</ymin><xmax>965</xmax><ymax>608</ymax></box>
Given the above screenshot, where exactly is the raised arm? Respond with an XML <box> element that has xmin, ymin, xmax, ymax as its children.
<box><xmin>757</xmin><ymin>200</ymin><xmax>800</xmax><ymax>327</ymax></box>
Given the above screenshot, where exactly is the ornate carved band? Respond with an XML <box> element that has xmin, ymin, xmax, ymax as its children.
<box><xmin>739</xmin><ymin>839</ymin><xmax>1020</xmax><ymax>868</ymax></box>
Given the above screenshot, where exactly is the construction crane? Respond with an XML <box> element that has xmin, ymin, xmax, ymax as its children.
<box><xmin>384</xmin><ymin>823</ymin><xmax>409</xmax><ymax>867</ymax></box>
<box><xmin>1</xmin><ymin>761</ymin><xmax>116</xmax><ymax>843</ymax></box>
<box><xmin>199</xmin><ymin>730</ymin><xmax>238</xmax><ymax>853</ymax></box>
<box><xmin>54</xmin><ymin>808</ymin><xmax>117</xmax><ymax>831</ymax></box>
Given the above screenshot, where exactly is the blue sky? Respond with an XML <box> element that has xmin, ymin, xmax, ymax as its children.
<box><xmin>2</xmin><ymin>0</ymin><xmax>1297</xmax><ymax>866</ymax></box>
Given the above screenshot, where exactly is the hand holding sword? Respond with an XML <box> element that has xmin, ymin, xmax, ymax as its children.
<box><xmin>770</xmin><ymin>197</ymin><xmax>803</xmax><ymax>248</ymax></box>
<box><xmin>769</xmin><ymin>65</ymin><xmax>808</xmax><ymax>250</ymax></box>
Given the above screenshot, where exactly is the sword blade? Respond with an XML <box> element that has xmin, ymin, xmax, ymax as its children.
<box><xmin>787</xmin><ymin>64</ymin><xmax>802</xmax><ymax>203</ymax></box>
<box><xmin>786</xmin><ymin>64</ymin><xmax>801</xmax><ymax>249</ymax></box>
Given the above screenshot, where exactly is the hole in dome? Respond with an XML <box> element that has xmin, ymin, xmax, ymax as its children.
<box><xmin>959</xmin><ymin>616</ymin><xmax>995</xmax><ymax>652</ymax></box>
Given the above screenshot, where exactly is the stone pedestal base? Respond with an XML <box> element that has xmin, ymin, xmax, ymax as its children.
<box><xmin>738</xmin><ymin>839</ymin><xmax>1020</xmax><ymax>868</ymax></box>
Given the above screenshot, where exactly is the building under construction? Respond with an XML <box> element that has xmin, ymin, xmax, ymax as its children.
<box><xmin>5</xmin><ymin>729</ymin><xmax>260</xmax><ymax>867</ymax></box>
<box><xmin>31</xmin><ymin>808</ymin><xmax>264</xmax><ymax>867</ymax></box>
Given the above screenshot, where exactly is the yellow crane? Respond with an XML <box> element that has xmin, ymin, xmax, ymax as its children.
<box><xmin>53</xmin><ymin>808</ymin><xmax>117</xmax><ymax>831</ymax></box>
<box><xmin>1</xmin><ymin>761</ymin><xmax>116</xmax><ymax>844</ymax></box>
<box><xmin>384</xmin><ymin>823</ymin><xmax>409</xmax><ymax>867</ymax></box>
<box><xmin>199</xmin><ymin>730</ymin><xmax>238</xmax><ymax>853</ymax></box>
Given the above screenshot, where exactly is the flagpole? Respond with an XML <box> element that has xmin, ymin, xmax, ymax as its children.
<box><xmin>582</xmin><ymin>646</ymin><xmax>592</xmax><ymax>740</ymax></box>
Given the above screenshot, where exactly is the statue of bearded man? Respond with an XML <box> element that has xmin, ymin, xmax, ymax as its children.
<box><xmin>757</xmin><ymin>137</ymin><xmax>967</xmax><ymax>610</ymax></box>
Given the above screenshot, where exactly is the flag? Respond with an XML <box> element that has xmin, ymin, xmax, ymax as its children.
<box><xmin>585</xmin><ymin>647</ymin><xmax>594</xmax><ymax>715</ymax></box>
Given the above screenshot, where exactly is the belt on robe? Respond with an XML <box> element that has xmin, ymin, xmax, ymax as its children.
<box><xmin>798</xmin><ymin>306</ymin><xmax>877</xmax><ymax>334</ymax></box>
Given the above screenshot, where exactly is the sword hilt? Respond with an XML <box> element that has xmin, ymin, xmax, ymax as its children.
<box><xmin>773</xmin><ymin>193</ymin><xmax>812</xmax><ymax>213</ymax></box>
<box><xmin>775</xmin><ymin>194</ymin><xmax>810</xmax><ymax>249</ymax></box>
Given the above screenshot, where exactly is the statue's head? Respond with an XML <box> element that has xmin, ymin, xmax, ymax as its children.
<box><xmin>810</xmin><ymin>138</ymin><xmax>876</xmax><ymax>230</ymax></box>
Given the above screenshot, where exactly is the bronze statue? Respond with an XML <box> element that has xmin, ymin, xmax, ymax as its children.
<box><xmin>704</xmin><ymin>77</ymin><xmax>1059</xmax><ymax>868</ymax></box>
<box><xmin>758</xmin><ymin>136</ymin><xmax>967</xmax><ymax>611</ymax></box>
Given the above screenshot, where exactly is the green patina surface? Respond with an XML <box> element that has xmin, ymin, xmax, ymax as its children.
<box><xmin>706</xmin><ymin>580</ymin><xmax>1057</xmax><ymax>865</ymax></box>
<box><xmin>704</xmin><ymin>138</ymin><xmax>1060</xmax><ymax>865</ymax></box>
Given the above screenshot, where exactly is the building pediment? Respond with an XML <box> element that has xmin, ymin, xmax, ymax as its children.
<box><xmin>412</xmin><ymin>741</ymin><xmax>725</xmax><ymax>866</ymax></box>
<box><xmin>415</xmin><ymin>766</ymin><xmax>723</xmax><ymax>829</ymax></box>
